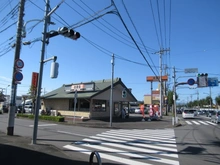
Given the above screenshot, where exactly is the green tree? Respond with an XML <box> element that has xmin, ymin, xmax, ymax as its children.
<box><xmin>215</xmin><ymin>95</ymin><xmax>220</xmax><ymax>107</ymax></box>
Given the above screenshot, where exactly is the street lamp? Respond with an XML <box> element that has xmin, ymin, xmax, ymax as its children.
<box><xmin>5</xmin><ymin>85</ymin><xmax>10</xmax><ymax>96</ymax></box>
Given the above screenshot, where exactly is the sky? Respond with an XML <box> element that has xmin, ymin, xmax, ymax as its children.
<box><xmin>0</xmin><ymin>0</ymin><xmax>220</xmax><ymax>103</ymax></box>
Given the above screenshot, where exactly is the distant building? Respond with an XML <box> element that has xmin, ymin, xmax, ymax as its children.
<box><xmin>41</xmin><ymin>78</ymin><xmax>137</xmax><ymax>119</ymax></box>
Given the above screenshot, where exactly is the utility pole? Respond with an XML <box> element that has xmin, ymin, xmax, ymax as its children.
<box><xmin>156</xmin><ymin>48</ymin><xmax>170</xmax><ymax>118</ymax></box>
<box><xmin>172</xmin><ymin>66</ymin><xmax>177</xmax><ymax>126</ymax></box>
<box><xmin>32</xmin><ymin>0</ymin><xmax>50</xmax><ymax>144</ymax></box>
<box><xmin>110</xmin><ymin>54</ymin><xmax>114</xmax><ymax>127</ymax></box>
<box><xmin>7</xmin><ymin>0</ymin><xmax>25</xmax><ymax>136</ymax></box>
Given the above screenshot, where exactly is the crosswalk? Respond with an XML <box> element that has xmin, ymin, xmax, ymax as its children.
<box><xmin>63</xmin><ymin>129</ymin><xmax>179</xmax><ymax>165</ymax></box>
<box><xmin>184</xmin><ymin>120</ymin><xmax>217</xmax><ymax>126</ymax></box>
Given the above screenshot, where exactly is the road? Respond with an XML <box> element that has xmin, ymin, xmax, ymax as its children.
<box><xmin>0</xmin><ymin>113</ymin><xmax>220</xmax><ymax>165</ymax></box>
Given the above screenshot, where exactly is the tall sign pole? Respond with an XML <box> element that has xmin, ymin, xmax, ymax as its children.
<box><xmin>32</xmin><ymin>0</ymin><xmax>50</xmax><ymax>144</ymax></box>
<box><xmin>7</xmin><ymin>0</ymin><xmax>25</xmax><ymax>136</ymax></box>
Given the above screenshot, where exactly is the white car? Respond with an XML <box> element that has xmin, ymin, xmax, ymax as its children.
<box><xmin>182</xmin><ymin>109</ymin><xmax>195</xmax><ymax>119</ymax></box>
<box><xmin>134</xmin><ymin>108</ymin><xmax>141</xmax><ymax>114</ymax></box>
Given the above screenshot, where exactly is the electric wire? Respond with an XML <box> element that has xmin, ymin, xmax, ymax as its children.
<box><xmin>79</xmin><ymin>0</ymin><xmax>157</xmax><ymax>53</ymax></box>
<box><xmin>156</xmin><ymin>0</ymin><xmax>164</xmax><ymax>48</ymax></box>
<box><xmin>82</xmin><ymin>35</ymin><xmax>158</xmax><ymax>68</ymax></box>
<box><xmin>121</xmin><ymin>0</ymin><xmax>159</xmax><ymax>75</ymax></box>
<box><xmin>112</xmin><ymin>0</ymin><xmax>160</xmax><ymax>81</ymax></box>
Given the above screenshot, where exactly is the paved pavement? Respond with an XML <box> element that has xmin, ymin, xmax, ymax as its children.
<box><xmin>0</xmin><ymin>114</ymin><xmax>180</xmax><ymax>165</ymax></box>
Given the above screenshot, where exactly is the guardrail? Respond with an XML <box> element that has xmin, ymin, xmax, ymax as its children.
<box><xmin>89</xmin><ymin>151</ymin><xmax>102</xmax><ymax>165</ymax></box>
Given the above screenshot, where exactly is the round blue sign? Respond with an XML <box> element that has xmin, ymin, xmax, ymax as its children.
<box><xmin>187</xmin><ymin>78</ymin><xmax>195</xmax><ymax>86</ymax></box>
<box><xmin>14</xmin><ymin>72</ymin><xmax>23</xmax><ymax>81</ymax></box>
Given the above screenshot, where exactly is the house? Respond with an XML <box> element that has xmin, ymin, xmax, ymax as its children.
<box><xmin>41</xmin><ymin>78</ymin><xmax>137</xmax><ymax>119</ymax></box>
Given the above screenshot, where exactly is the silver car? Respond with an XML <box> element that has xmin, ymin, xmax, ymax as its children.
<box><xmin>210</xmin><ymin>110</ymin><xmax>220</xmax><ymax>124</ymax></box>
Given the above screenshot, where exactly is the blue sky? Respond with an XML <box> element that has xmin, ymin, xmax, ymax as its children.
<box><xmin>0</xmin><ymin>0</ymin><xmax>220</xmax><ymax>103</ymax></box>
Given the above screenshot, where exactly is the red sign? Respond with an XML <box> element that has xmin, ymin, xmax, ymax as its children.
<box><xmin>146</xmin><ymin>75</ymin><xmax>168</xmax><ymax>82</ymax></box>
<box><xmin>31</xmin><ymin>72</ymin><xmax>38</xmax><ymax>89</ymax></box>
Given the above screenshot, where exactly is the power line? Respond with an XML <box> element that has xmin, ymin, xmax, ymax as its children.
<box><xmin>121</xmin><ymin>0</ymin><xmax>159</xmax><ymax>75</ymax></box>
<box><xmin>112</xmin><ymin>0</ymin><xmax>159</xmax><ymax>79</ymax></box>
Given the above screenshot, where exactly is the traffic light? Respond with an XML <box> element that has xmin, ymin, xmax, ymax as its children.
<box><xmin>58</xmin><ymin>27</ymin><xmax>80</xmax><ymax>40</ymax></box>
<box><xmin>122</xmin><ymin>89</ymin><xmax>127</xmax><ymax>98</ymax></box>
<box><xmin>197</xmin><ymin>73</ymin><xmax>208</xmax><ymax>87</ymax></box>
<box><xmin>50</xmin><ymin>62</ymin><xmax>59</xmax><ymax>78</ymax></box>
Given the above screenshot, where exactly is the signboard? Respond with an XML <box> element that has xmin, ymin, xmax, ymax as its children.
<box><xmin>187</xmin><ymin>78</ymin><xmax>195</xmax><ymax>86</ymax></box>
<box><xmin>31</xmin><ymin>72</ymin><xmax>39</xmax><ymax>88</ymax></box>
<box><xmin>147</xmin><ymin>75</ymin><xmax>168</xmax><ymax>82</ymax></box>
<box><xmin>184</xmin><ymin>68</ymin><xmax>198</xmax><ymax>74</ymax></box>
<box><xmin>14</xmin><ymin>71</ymin><xmax>23</xmax><ymax>81</ymax></box>
<box><xmin>64</xmin><ymin>83</ymin><xmax>95</xmax><ymax>92</ymax></box>
<box><xmin>208</xmin><ymin>77</ymin><xmax>219</xmax><ymax>87</ymax></box>
<box><xmin>15</xmin><ymin>59</ymin><xmax>24</xmax><ymax>69</ymax></box>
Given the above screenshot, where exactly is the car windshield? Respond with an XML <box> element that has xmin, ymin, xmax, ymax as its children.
<box><xmin>184</xmin><ymin>110</ymin><xmax>195</xmax><ymax>114</ymax></box>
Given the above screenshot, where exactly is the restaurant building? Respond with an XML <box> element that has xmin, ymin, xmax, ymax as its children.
<box><xmin>41</xmin><ymin>78</ymin><xmax>137</xmax><ymax>119</ymax></box>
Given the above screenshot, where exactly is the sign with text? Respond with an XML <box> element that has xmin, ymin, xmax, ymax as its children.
<box><xmin>147</xmin><ymin>75</ymin><xmax>168</xmax><ymax>82</ymax></box>
<box><xmin>184</xmin><ymin>68</ymin><xmax>198</xmax><ymax>73</ymax></box>
<box><xmin>208</xmin><ymin>77</ymin><xmax>219</xmax><ymax>87</ymax></box>
<box><xmin>64</xmin><ymin>83</ymin><xmax>95</xmax><ymax>92</ymax></box>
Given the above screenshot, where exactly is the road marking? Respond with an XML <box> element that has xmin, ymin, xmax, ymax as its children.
<box><xmin>191</xmin><ymin>121</ymin><xmax>200</xmax><ymax>125</ymax></box>
<box><xmin>29</xmin><ymin>124</ymin><xmax>57</xmax><ymax>127</ymax></box>
<box><xmin>64</xmin><ymin>144</ymin><xmax>153</xmax><ymax>165</ymax></box>
<box><xmin>64</xmin><ymin>129</ymin><xmax>180</xmax><ymax>165</ymax></box>
<box><xmin>198</xmin><ymin>121</ymin><xmax>209</xmax><ymax>125</ymax></box>
<box><xmin>206</xmin><ymin>121</ymin><xmax>217</xmax><ymax>126</ymax></box>
<box><xmin>185</xmin><ymin>121</ymin><xmax>192</xmax><ymax>125</ymax></box>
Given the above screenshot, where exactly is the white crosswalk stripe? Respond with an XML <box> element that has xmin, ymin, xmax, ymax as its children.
<box><xmin>185</xmin><ymin>120</ymin><xmax>217</xmax><ymax>126</ymax></box>
<box><xmin>63</xmin><ymin>129</ymin><xmax>179</xmax><ymax>165</ymax></box>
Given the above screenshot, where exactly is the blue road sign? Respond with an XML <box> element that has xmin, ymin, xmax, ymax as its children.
<box><xmin>187</xmin><ymin>78</ymin><xmax>195</xmax><ymax>86</ymax></box>
<box><xmin>208</xmin><ymin>77</ymin><xmax>218</xmax><ymax>87</ymax></box>
<box><xmin>14</xmin><ymin>71</ymin><xmax>23</xmax><ymax>81</ymax></box>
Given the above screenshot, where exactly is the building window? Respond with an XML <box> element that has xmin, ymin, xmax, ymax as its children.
<box><xmin>92</xmin><ymin>99</ymin><xmax>106</xmax><ymax>112</ymax></box>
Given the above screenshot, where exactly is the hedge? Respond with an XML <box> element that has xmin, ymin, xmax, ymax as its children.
<box><xmin>17</xmin><ymin>113</ymin><xmax>65</xmax><ymax>122</ymax></box>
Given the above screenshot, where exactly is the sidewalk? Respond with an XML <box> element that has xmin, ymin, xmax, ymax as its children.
<box><xmin>64</xmin><ymin>114</ymin><xmax>177</xmax><ymax>129</ymax></box>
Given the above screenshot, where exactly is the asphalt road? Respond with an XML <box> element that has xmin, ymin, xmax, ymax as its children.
<box><xmin>0</xmin><ymin>113</ymin><xmax>220</xmax><ymax>165</ymax></box>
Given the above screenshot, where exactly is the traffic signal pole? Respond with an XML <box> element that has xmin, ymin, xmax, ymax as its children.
<box><xmin>32</xmin><ymin>0</ymin><xmax>50</xmax><ymax>144</ymax></box>
<box><xmin>7</xmin><ymin>0</ymin><xmax>25</xmax><ymax>136</ymax></box>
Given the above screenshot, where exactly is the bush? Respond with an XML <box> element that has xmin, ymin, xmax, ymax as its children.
<box><xmin>17</xmin><ymin>113</ymin><xmax>64</xmax><ymax>122</ymax></box>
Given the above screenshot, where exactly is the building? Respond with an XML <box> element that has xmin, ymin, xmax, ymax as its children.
<box><xmin>41</xmin><ymin>78</ymin><xmax>137</xmax><ymax>119</ymax></box>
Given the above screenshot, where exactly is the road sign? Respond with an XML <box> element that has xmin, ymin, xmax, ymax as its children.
<box><xmin>146</xmin><ymin>75</ymin><xmax>168</xmax><ymax>82</ymax></box>
<box><xmin>184</xmin><ymin>68</ymin><xmax>198</xmax><ymax>74</ymax></box>
<box><xmin>187</xmin><ymin>78</ymin><xmax>195</xmax><ymax>86</ymax></box>
<box><xmin>15</xmin><ymin>59</ymin><xmax>24</xmax><ymax>69</ymax></box>
<box><xmin>14</xmin><ymin>71</ymin><xmax>23</xmax><ymax>81</ymax></box>
<box><xmin>208</xmin><ymin>77</ymin><xmax>219</xmax><ymax>87</ymax></box>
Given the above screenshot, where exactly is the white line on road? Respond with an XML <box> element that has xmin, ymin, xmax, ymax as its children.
<box><xmin>198</xmin><ymin>121</ymin><xmax>209</xmax><ymax>125</ymax></box>
<box><xmin>29</xmin><ymin>124</ymin><xmax>57</xmax><ymax>127</ymax></box>
<box><xmin>206</xmin><ymin>121</ymin><xmax>217</xmax><ymax>126</ymax></box>
<box><xmin>63</xmin><ymin>144</ymin><xmax>154</xmax><ymax>165</ymax></box>
<box><xmin>185</xmin><ymin>121</ymin><xmax>192</xmax><ymax>125</ymax></box>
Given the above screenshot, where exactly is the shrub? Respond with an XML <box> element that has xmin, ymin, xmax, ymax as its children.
<box><xmin>17</xmin><ymin>113</ymin><xmax>64</xmax><ymax>122</ymax></box>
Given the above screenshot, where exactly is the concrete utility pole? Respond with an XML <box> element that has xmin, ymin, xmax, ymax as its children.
<box><xmin>172</xmin><ymin>66</ymin><xmax>177</xmax><ymax>126</ymax></box>
<box><xmin>7</xmin><ymin>0</ymin><xmax>25</xmax><ymax>136</ymax></box>
<box><xmin>156</xmin><ymin>48</ymin><xmax>170</xmax><ymax>118</ymax></box>
<box><xmin>32</xmin><ymin>0</ymin><xmax>50</xmax><ymax>144</ymax></box>
<box><xmin>109</xmin><ymin>54</ymin><xmax>114</xmax><ymax>127</ymax></box>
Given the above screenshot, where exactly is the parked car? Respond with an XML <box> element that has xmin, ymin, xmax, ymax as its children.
<box><xmin>182</xmin><ymin>109</ymin><xmax>195</xmax><ymax>119</ymax></box>
<box><xmin>2</xmin><ymin>105</ymin><xmax>9</xmax><ymax>113</ymax></box>
<box><xmin>129</xmin><ymin>108</ymin><xmax>135</xmax><ymax>113</ymax></box>
<box><xmin>134</xmin><ymin>108</ymin><xmax>141</xmax><ymax>114</ymax></box>
<box><xmin>210</xmin><ymin>110</ymin><xmax>220</xmax><ymax>124</ymax></box>
<box><xmin>16</xmin><ymin>104</ymin><xmax>25</xmax><ymax>113</ymax></box>
<box><xmin>206</xmin><ymin>110</ymin><xmax>215</xmax><ymax>117</ymax></box>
